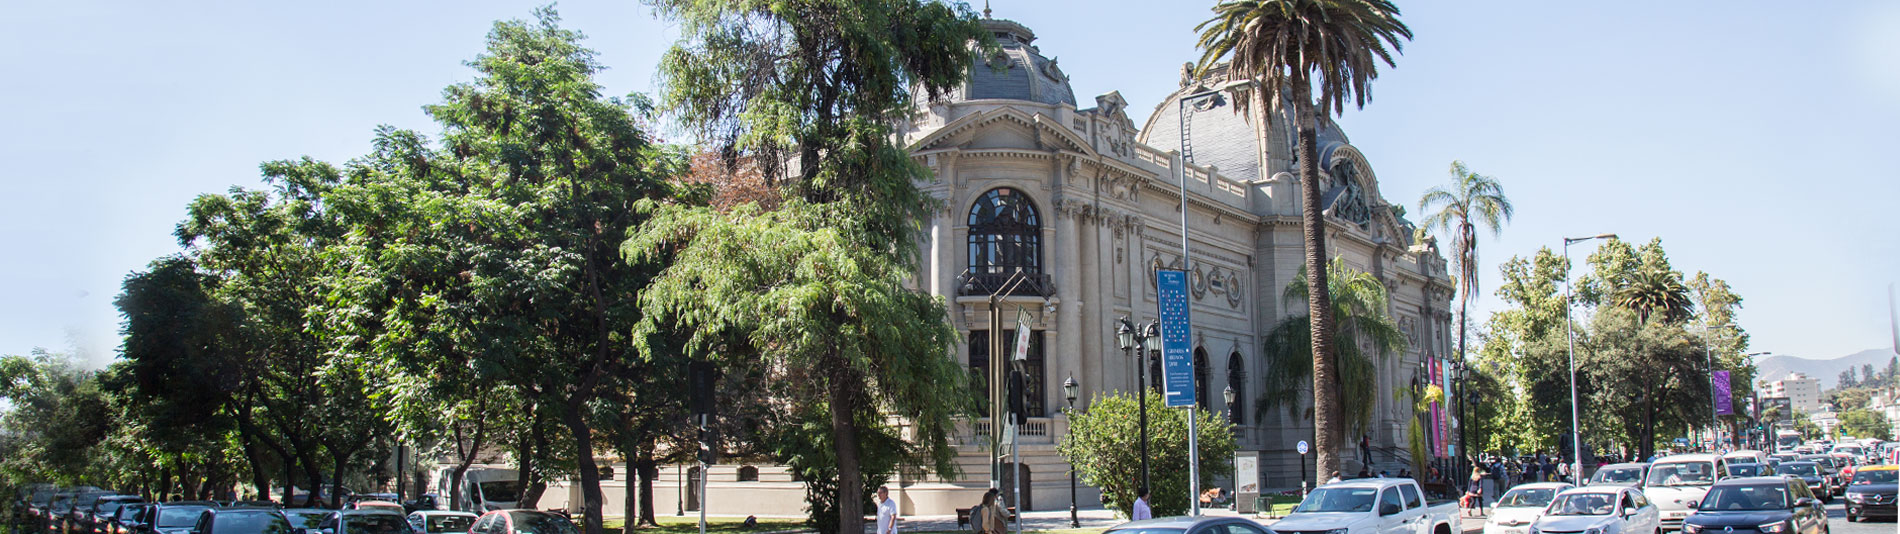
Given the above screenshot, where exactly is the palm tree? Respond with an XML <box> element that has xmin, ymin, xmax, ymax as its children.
<box><xmin>1258</xmin><ymin>258</ymin><xmax>1407</xmax><ymax>442</ymax></box>
<box><xmin>1612</xmin><ymin>266</ymin><xmax>1693</xmax><ymax>323</ymax></box>
<box><xmin>1417</xmin><ymin>162</ymin><xmax>1511</xmax><ymax>472</ymax></box>
<box><xmin>1194</xmin><ymin>0</ymin><xmax>1411</xmax><ymax>478</ymax></box>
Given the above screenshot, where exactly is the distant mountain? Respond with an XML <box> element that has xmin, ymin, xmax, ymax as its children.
<box><xmin>1752</xmin><ymin>349</ymin><xmax>1898</xmax><ymax>389</ymax></box>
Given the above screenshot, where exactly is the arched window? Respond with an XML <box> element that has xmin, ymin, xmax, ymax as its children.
<box><xmin>966</xmin><ymin>188</ymin><xmax>1043</xmax><ymax>295</ymax></box>
<box><xmin>1227</xmin><ymin>351</ymin><xmax>1246</xmax><ymax>423</ymax></box>
<box><xmin>737</xmin><ymin>466</ymin><xmax>759</xmax><ymax>482</ymax></box>
<box><xmin>1194</xmin><ymin>348</ymin><xmax>1211</xmax><ymax>410</ymax></box>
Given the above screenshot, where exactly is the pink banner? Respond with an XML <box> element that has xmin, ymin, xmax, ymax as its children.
<box><xmin>1429</xmin><ymin>359</ymin><xmax>1445</xmax><ymax>458</ymax></box>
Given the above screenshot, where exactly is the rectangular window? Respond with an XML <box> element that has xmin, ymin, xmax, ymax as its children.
<box><xmin>969</xmin><ymin>329</ymin><xmax>1046</xmax><ymax>418</ymax></box>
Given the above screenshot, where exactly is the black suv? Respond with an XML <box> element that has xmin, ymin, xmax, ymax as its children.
<box><xmin>1842</xmin><ymin>466</ymin><xmax>1896</xmax><ymax>523</ymax></box>
<box><xmin>1680</xmin><ymin>476</ymin><xmax>1827</xmax><ymax>534</ymax></box>
<box><xmin>86</xmin><ymin>496</ymin><xmax>145</xmax><ymax>534</ymax></box>
<box><xmin>138</xmin><ymin>502</ymin><xmax>217</xmax><ymax>534</ymax></box>
<box><xmin>1774</xmin><ymin>462</ymin><xmax>1832</xmax><ymax>502</ymax></box>
<box><xmin>193</xmin><ymin>508</ymin><xmax>294</xmax><ymax>534</ymax></box>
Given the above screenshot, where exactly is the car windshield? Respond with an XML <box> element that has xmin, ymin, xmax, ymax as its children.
<box><xmin>423</xmin><ymin>516</ymin><xmax>474</xmax><ymax>533</ymax></box>
<box><xmin>342</xmin><ymin>515</ymin><xmax>407</xmax><ymax>534</ymax></box>
<box><xmin>1294</xmin><ymin>487</ymin><xmax>1378</xmax><ymax>513</ymax></box>
<box><xmin>282</xmin><ymin>513</ymin><xmax>329</xmax><ymax>529</ymax></box>
<box><xmin>212</xmin><ymin>513</ymin><xmax>294</xmax><ymax>534</ymax></box>
<box><xmin>1729</xmin><ymin>465</ymin><xmax>1763</xmax><ymax>477</ymax></box>
<box><xmin>1701</xmin><ymin>485</ymin><xmax>1788</xmax><ymax>511</ymax></box>
<box><xmin>1546</xmin><ymin>493</ymin><xmax>1616</xmax><ymax>516</ymax></box>
<box><xmin>117</xmin><ymin>505</ymin><xmax>148</xmax><ymax>521</ymax></box>
<box><xmin>1594</xmin><ymin>468</ymin><xmax>1643</xmax><ymax>484</ymax></box>
<box><xmin>1646</xmin><ymin>462</ymin><xmax>1714</xmax><ymax>487</ymax></box>
<box><xmin>1107</xmin><ymin>529</ymin><xmax>1186</xmax><ymax>534</ymax></box>
<box><xmin>477</xmin><ymin>482</ymin><xmax>520</xmax><ymax>503</ymax></box>
<box><xmin>1498</xmin><ymin>488</ymin><xmax>1560</xmax><ymax>508</ymax></box>
<box><xmin>1779</xmin><ymin>463</ymin><xmax>1819</xmax><ymax>476</ymax></box>
<box><xmin>508</xmin><ymin>513</ymin><xmax>577</xmax><ymax>534</ymax></box>
<box><xmin>1853</xmin><ymin>470</ymin><xmax>1897</xmax><ymax>485</ymax></box>
<box><xmin>158</xmin><ymin>507</ymin><xmax>211</xmax><ymax>527</ymax></box>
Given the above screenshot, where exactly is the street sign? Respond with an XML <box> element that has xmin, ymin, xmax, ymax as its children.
<box><xmin>1297</xmin><ymin>440</ymin><xmax>1310</xmax><ymax>455</ymax></box>
<box><xmin>1156</xmin><ymin>269</ymin><xmax>1195</xmax><ymax>407</ymax></box>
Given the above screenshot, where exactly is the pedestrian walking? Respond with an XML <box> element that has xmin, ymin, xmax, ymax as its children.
<box><xmin>875</xmin><ymin>486</ymin><xmax>898</xmax><ymax>534</ymax></box>
<box><xmin>977</xmin><ymin>489</ymin><xmax>1005</xmax><ymax>534</ymax></box>
<box><xmin>1131</xmin><ymin>487</ymin><xmax>1153</xmax><ymax>520</ymax></box>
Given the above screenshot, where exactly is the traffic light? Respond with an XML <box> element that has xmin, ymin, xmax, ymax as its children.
<box><xmin>690</xmin><ymin>361</ymin><xmax>717</xmax><ymax>417</ymax></box>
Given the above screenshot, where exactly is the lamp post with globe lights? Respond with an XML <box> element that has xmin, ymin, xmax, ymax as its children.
<box><xmin>1063</xmin><ymin>375</ymin><xmax>1080</xmax><ymax>528</ymax></box>
<box><xmin>1115</xmin><ymin>315</ymin><xmax>1160</xmax><ymax>493</ymax></box>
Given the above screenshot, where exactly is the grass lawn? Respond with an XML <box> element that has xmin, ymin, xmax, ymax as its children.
<box><xmin>603</xmin><ymin>516</ymin><xmax>809</xmax><ymax>534</ymax></box>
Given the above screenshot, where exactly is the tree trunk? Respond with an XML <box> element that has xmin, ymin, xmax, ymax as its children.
<box><xmin>514</xmin><ymin>413</ymin><xmax>536</xmax><ymax>506</ymax></box>
<box><xmin>635</xmin><ymin>453</ymin><xmax>658</xmax><ymax>528</ymax></box>
<box><xmin>828</xmin><ymin>375</ymin><xmax>864</xmax><ymax>534</ymax></box>
<box><xmin>1291</xmin><ymin>76</ymin><xmax>1342</xmax><ymax>481</ymax></box>
<box><xmin>562</xmin><ymin>402</ymin><xmax>606</xmax><ymax>534</ymax></box>
<box><xmin>331</xmin><ymin>451</ymin><xmax>349</xmax><ymax>509</ymax></box>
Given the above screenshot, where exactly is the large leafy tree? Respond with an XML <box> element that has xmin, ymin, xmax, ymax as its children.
<box><xmin>1257</xmin><ymin>258</ymin><xmax>1406</xmax><ymax>440</ymax></box>
<box><xmin>1575</xmin><ymin>308</ymin><xmax>1710</xmax><ymax>460</ymax></box>
<box><xmin>640</xmin><ymin>1</ymin><xmax>988</xmax><ymax>532</ymax></box>
<box><xmin>1193</xmin><ymin>0</ymin><xmax>1411</xmax><ymax>477</ymax></box>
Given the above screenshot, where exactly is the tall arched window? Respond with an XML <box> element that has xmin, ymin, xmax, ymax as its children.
<box><xmin>1194</xmin><ymin>348</ymin><xmax>1210</xmax><ymax>410</ymax></box>
<box><xmin>1227</xmin><ymin>351</ymin><xmax>1246</xmax><ymax>423</ymax></box>
<box><xmin>966</xmin><ymin>188</ymin><xmax>1043</xmax><ymax>294</ymax></box>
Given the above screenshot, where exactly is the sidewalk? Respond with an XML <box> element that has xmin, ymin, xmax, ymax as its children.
<box><xmin>881</xmin><ymin>506</ymin><xmax>1490</xmax><ymax>533</ymax></box>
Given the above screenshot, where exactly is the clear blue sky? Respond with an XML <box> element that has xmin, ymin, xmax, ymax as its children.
<box><xmin>3</xmin><ymin>1</ymin><xmax>1896</xmax><ymax>368</ymax></box>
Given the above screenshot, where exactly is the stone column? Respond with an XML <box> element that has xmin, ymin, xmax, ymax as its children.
<box><xmin>1054</xmin><ymin>197</ymin><xmax>1082</xmax><ymax>415</ymax></box>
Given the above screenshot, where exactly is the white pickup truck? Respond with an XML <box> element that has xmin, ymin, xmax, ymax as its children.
<box><xmin>1267</xmin><ymin>479</ymin><xmax>1459</xmax><ymax>534</ymax></box>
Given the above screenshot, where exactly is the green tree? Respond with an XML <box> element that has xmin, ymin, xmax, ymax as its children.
<box><xmin>1057</xmin><ymin>393</ymin><xmax>1234</xmax><ymax>518</ymax></box>
<box><xmin>1610</xmin><ymin>265</ymin><xmax>1693</xmax><ymax>324</ymax></box>
<box><xmin>1575</xmin><ymin>308</ymin><xmax>1710</xmax><ymax>460</ymax></box>
<box><xmin>1194</xmin><ymin>0</ymin><xmax>1412</xmax><ymax>477</ymax></box>
<box><xmin>1837</xmin><ymin>409</ymin><xmax>1891</xmax><ymax>440</ymax></box>
<box><xmin>1418</xmin><ymin>161</ymin><xmax>1514</xmax><ymax>362</ymax></box>
<box><xmin>642</xmin><ymin>1</ymin><xmax>989</xmax><ymax>532</ymax></box>
<box><xmin>1257</xmin><ymin>258</ymin><xmax>1406</xmax><ymax>439</ymax></box>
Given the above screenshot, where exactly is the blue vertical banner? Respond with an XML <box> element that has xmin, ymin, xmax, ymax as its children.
<box><xmin>1156</xmin><ymin>269</ymin><xmax>1196</xmax><ymax>407</ymax></box>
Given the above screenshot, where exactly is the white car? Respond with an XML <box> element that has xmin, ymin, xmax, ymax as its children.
<box><xmin>1484</xmin><ymin>483</ymin><xmax>1573</xmax><ymax>534</ymax></box>
<box><xmin>1529</xmin><ymin>486</ymin><xmax>1660</xmax><ymax>534</ymax></box>
<box><xmin>1643</xmin><ymin>454</ymin><xmax>1731</xmax><ymax>531</ymax></box>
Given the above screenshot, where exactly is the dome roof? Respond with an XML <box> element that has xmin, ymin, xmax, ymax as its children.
<box><xmin>1140</xmin><ymin>82</ymin><xmax>1350</xmax><ymax>181</ymax></box>
<box><xmin>958</xmin><ymin>18</ymin><xmax>1076</xmax><ymax>106</ymax></box>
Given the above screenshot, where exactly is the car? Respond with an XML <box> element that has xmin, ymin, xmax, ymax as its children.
<box><xmin>86</xmin><ymin>496</ymin><xmax>145</xmax><ymax>534</ymax></box>
<box><xmin>1260</xmin><ymin>478</ymin><xmax>1459</xmax><ymax>534</ymax></box>
<box><xmin>469</xmin><ymin>511</ymin><xmax>579</xmax><ymax>534</ymax></box>
<box><xmin>1721</xmin><ymin>450</ymin><xmax>1769</xmax><ymax>466</ymax></box>
<box><xmin>1643</xmin><ymin>454</ymin><xmax>1730</xmax><ymax>531</ymax></box>
<box><xmin>1483</xmin><ymin>482</ymin><xmax>1573</xmax><ymax>534</ymax></box>
<box><xmin>1527</xmin><ymin>486</ymin><xmax>1658</xmax><ymax>534</ymax></box>
<box><xmin>106</xmin><ymin>502</ymin><xmax>151</xmax><ymax>534</ymax></box>
<box><xmin>1841</xmin><ymin>464</ymin><xmax>1896</xmax><ymax>522</ymax></box>
<box><xmin>406</xmin><ymin>511</ymin><xmax>478</xmax><ymax>534</ymax></box>
<box><xmin>1725</xmin><ymin>463</ymin><xmax>1773</xmax><ymax>478</ymax></box>
<box><xmin>315</xmin><ymin>510</ymin><xmax>408</xmax><ymax>534</ymax></box>
<box><xmin>1774</xmin><ymin>462</ymin><xmax>1832</xmax><ymax>502</ymax></box>
<box><xmin>24</xmin><ymin>486</ymin><xmax>67</xmax><ymax>532</ymax></box>
<box><xmin>1794</xmin><ymin>456</ymin><xmax>1843</xmax><ymax>496</ymax></box>
<box><xmin>1590</xmin><ymin>464</ymin><xmax>1650</xmax><ymax>488</ymax></box>
<box><xmin>1770</xmin><ymin>453</ymin><xmax>1801</xmax><ymax>464</ymax></box>
<box><xmin>15</xmin><ymin>484</ymin><xmax>57</xmax><ymax>527</ymax></box>
<box><xmin>192</xmin><ymin>508</ymin><xmax>295</xmax><ymax>534</ymax></box>
<box><xmin>347</xmin><ymin>502</ymin><xmax>404</xmax><ymax>515</ymax></box>
<box><xmin>1679</xmin><ymin>476</ymin><xmax>1827</xmax><ymax>534</ymax></box>
<box><xmin>140</xmin><ymin>502</ymin><xmax>217</xmax><ymax>534</ymax></box>
<box><xmin>277</xmin><ymin>510</ymin><xmax>331</xmax><ymax>532</ymax></box>
<box><xmin>1102</xmin><ymin>516</ymin><xmax>1269</xmax><ymax>534</ymax></box>
<box><xmin>66</xmin><ymin>491</ymin><xmax>118</xmax><ymax>530</ymax></box>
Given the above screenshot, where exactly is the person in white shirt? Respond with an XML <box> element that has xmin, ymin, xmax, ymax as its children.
<box><xmin>875</xmin><ymin>486</ymin><xmax>898</xmax><ymax>534</ymax></box>
<box><xmin>1131</xmin><ymin>487</ymin><xmax>1153</xmax><ymax>520</ymax></box>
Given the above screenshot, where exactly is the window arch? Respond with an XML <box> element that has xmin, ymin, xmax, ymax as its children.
<box><xmin>1194</xmin><ymin>348</ymin><xmax>1210</xmax><ymax>410</ymax></box>
<box><xmin>1227</xmin><ymin>351</ymin><xmax>1246</xmax><ymax>423</ymax></box>
<box><xmin>966</xmin><ymin>188</ymin><xmax>1043</xmax><ymax>294</ymax></box>
<box><xmin>737</xmin><ymin>466</ymin><xmax>759</xmax><ymax>482</ymax></box>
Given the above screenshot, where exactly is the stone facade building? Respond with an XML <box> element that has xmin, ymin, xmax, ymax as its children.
<box><xmin>880</xmin><ymin>16</ymin><xmax>1456</xmax><ymax>515</ymax></box>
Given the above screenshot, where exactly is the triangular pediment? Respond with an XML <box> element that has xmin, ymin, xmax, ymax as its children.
<box><xmin>908</xmin><ymin>107</ymin><xmax>1096</xmax><ymax>157</ymax></box>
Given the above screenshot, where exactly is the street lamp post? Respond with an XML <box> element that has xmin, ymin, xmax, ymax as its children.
<box><xmin>1222</xmin><ymin>384</ymin><xmax>1236</xmax><ymax>509</ymax></box>
<box><xmin>1064</xmin><ymin>375</ymin><xmax>1080</xmax><ymax>528</ymax></box>
<box><xmin>1562</xmin><ymin>233</ymin><xmax>1616</xmax><ymax>480</ymax></box>
<box><xmin>1116</xmin><ymin>316</ymin><xmax>1157</xmax><ymax>494</ymax></box>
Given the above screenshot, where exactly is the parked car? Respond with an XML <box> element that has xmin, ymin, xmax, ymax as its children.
<box><xmin>315</xmin><ymin>510</ymin><xmax>407</xmax><ymax>534</ymax></box>
<box><xmin>66</xmin><ymin>491</ymin><xmax>117</xmax><ymax>530</ymax></box>
<box><xmin>398</xmin><ymin>495</ymin><xmax>438</xmax><ymax>515</ymax></box>
<box><xmin>1842</xmin><ymin>464</ymin><xmax>1896</xmax><ymax>523</ymax></box>
<box><xmin>15</xmin><ymin>484</ymin><xmax>56</xmax><ymax>527</ymax></box>
<box><xmin>1262</xmin><ymin>478</ymin><xmax>1459</xmax><ymax>534</ymax></box>
<box><xmin>139</xmin><ymin>502</ymin><xmax>217</xmax><ymax>534</ymax></box>
<box><xmin>277</xmin><ymin>510</ymin><xmax>330</xmax><ymax>532</ymax></box>
<box><xmin>1590</xmin><ymin>464</ymin><xmax>1650</xmax><ymax>488</ymax></box>
<box><xmin>1774</xmin><ymin>462</ymin><xmax>1831</xmax><ymax>503</ymax></box>
<box><xmin>86</xmin><ymin>496</ymin><xmax>144</xmax><ymax>534</ymax></box>
<box><xmin>1103</xmin><ymin>516</ymin><xmax>1269</xmax><ymax>534</ymax></box>
<box><xmin>1528</xmin><ymin>486</ymin><xmax>1659</xmax><ymax>534</ymax></box>
<box><xmin>24</xmin><ymin>486</ymin><xmax>66</xmax><ymax>532</ymax></box>
<box><xmin>469</xmin><ymin>511</ymin><xmax>578</xmax><ymax>534</ymax></box>
<box><xmin>106</xmin><ymin>503</ymin><xmax>151</xmax><ymax>534</ymax></box>
<box><xmin>1482</xmin><ymin>482</ymin><xmax>1572</xmax><ymax>534</ymax></box>
<box><xmin>1679</xmin><ymin>476</ymin><xmax>1826</xmax><ymax>534</ymax></box>
<box><xmin>1644</xmin><ymin>454</ymin><xmax>1730</xmax><ymax>531</ymax></box>
<box><xmin>193</xmin><ymin>508</ymin><xmax>294</xmax><ymax>534</ymax></box>
<box><xmin>405</xmin><ymin>511</ymin><xmax>477</xmax><ymax>534</ymax></box>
